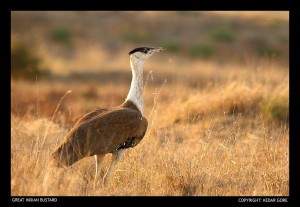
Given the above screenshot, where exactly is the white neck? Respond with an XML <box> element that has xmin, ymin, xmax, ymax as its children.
<box><xmin>125</xmin><ymin>56</ymin><xmax>144</xmax><ymax>114</ymax></box>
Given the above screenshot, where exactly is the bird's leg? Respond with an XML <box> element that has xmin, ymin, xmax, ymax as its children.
<box><xmin>94</xmin><ymin>154</ymin><xmax>105</xmax><ymax>188</ymax></box>
<box><xmin>103</xmin><ymin>149</ymin><xmax>125</xmax><ymax>186</ymax></box>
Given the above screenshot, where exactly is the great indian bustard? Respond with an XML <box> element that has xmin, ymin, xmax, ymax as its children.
<box><xmin>50</xmin><ymin>47</ymin><xmax>165</xmax><ymax>186</ymax></box>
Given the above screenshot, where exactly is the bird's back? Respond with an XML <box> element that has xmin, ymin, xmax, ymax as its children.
<box><xmin>50</xmin><ymin>101</ymin><xmax>148</xmax><ymax>167</ymax></box>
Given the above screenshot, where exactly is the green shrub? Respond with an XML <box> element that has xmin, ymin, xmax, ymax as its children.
<box><xmin>11</xmin><ymin>41</ymin><xmax>49</xmax><ymax>79</ymax></box>
<box><xmin>189</xmin><ymin>43</ymin><xmax>215</xmax><ymax>59</ymax></box>
<box><xmin>259</xmin><ymin>46</ymin><xmax>277</xmax><ymax>57</ymax></box>
<box><xmin>161</xmin><ymin>40</ymin><xmax>181</xmax><ymax>52</ymax></box>
<box><xmin>261</xmin><ymin>96</ymin><xmax>289</xmax><ymax>122</ymax></box>
<box><xmin>210</xmin><ymin>26</ymin><xmax>235</xmax><ymax>42</ymax></box>
<box><xmin>50</xmin><ymin>27</ymin><xmax>72</xmax><ymax>46</ymax></box>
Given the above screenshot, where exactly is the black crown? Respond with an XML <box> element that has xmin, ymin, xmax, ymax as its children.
<box><xmin>129</xmin><ymin>47</ymin><xmax>154</xmax><ymax>55</ymax></box>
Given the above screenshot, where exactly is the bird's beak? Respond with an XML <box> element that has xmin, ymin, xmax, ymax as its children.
<box><xmin>152</xmin><ymin>47</ymin><xmax>166</xmax><ymax>53</ymax></box>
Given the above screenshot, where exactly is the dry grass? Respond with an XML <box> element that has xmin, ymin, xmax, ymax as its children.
<box><xmin>11</xmin><ymin>11</ymin><xmax>289</xmax><ymax>196</ymax></box>
<box><xmin>11</xmin><ymin>61</ymin><xmax>289</xmax><ymax>196</ymax></box>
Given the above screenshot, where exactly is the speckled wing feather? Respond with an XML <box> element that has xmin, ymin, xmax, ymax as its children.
<box><xmin>51</xmin><ymin>103</ymin><xmax>148</xmax><ymax>167</ymax></box>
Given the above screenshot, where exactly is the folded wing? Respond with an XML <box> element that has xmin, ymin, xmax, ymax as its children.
<box><xmin>51</xmin><ymin>106</ymin><xmax>148</xmax><ymax>167</ymax></box>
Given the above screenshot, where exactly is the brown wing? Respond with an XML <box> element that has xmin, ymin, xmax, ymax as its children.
<box><xmin>51</xmin><ymin>107</ymin><xmax>148</xmax><ymax>167</ymax></box>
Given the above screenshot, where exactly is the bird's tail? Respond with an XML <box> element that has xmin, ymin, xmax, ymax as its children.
<box><xmin>50</xmin><ymin>143</ymin><xmax>82</xmax><ymax>168</ymax></box>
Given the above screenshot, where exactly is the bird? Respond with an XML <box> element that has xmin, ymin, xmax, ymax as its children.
<box><xmin>49</xmin><ymin>47</ymin><xmax>165</xmax><ymax>186</ymax></box>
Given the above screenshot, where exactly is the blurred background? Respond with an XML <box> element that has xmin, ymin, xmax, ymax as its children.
<box><xmin>11</xmin><ymin>11</ymin><xmax>289</xmax><ymax>196</ymax></box>
<box><xmin>11</xmin><ymin>11</ymin><xmax>288</xmax><ymax>76</ymax></box>
<box><xmin>11</xmin><ymin>11</ymin><xmax>289</xmax><ymax>122</ymax></box>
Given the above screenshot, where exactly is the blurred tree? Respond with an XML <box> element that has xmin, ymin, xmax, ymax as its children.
<box><xmin>11</xmin><ymin>40</ymin><xmax>49</xmax><ymax>79</ymax></box>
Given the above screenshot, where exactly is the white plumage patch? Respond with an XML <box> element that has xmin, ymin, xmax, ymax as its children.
<box><xmin>125</xmin><ymin>53</ymin><xmax>151</xmax><ymax>114</ymax></box>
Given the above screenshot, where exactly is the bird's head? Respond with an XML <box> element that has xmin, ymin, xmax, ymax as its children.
<box><xmin>129</xmin><ymin>47</ymin><xmax>165</xmax><ymax>63</ymax></box>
